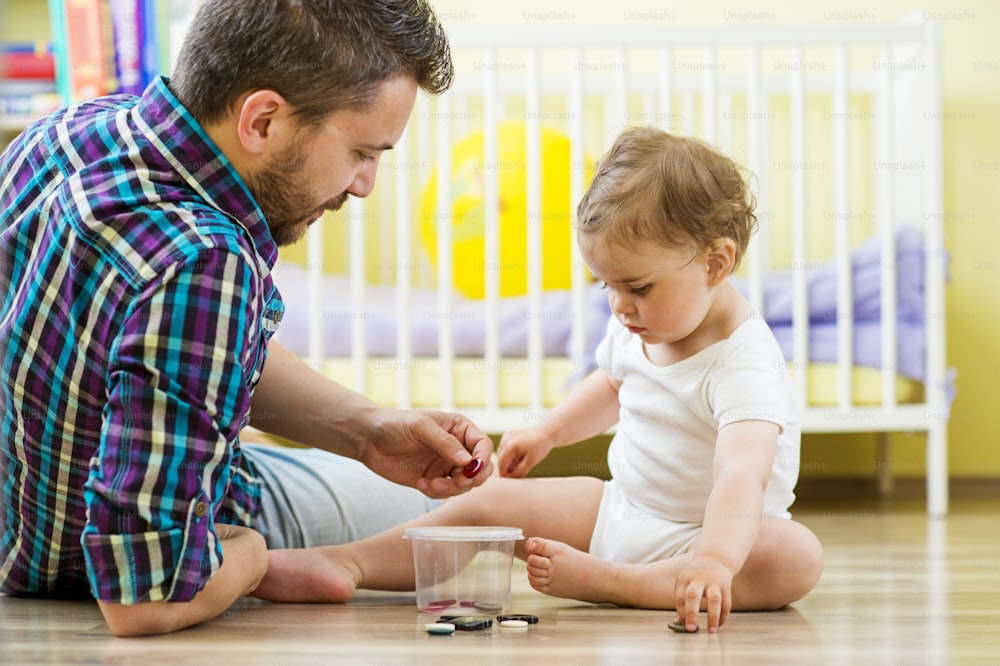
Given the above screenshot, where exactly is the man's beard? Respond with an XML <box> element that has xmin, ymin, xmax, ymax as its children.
<box><xmin>245</xmin><ymin>138</ymin><xmax>348</xmax><ymax>247</ymax></box>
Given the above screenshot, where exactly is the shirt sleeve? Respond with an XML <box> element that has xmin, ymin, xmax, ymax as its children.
<box><xmin>82</xmin><ymin>246</ymin><xmax>258</xmax><ymax>604</ymax></box>
<box><xmin>594</xmin><ymin>316</ymin><xmax>624</xmax><ymax>379</ymax></box>
<box><xmin>710</xmin><ymin>320</ymin><xmax>792</xmax><ymax>434</ymax></box>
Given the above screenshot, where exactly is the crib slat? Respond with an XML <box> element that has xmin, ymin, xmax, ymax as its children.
<box><xmin>482</xmin><ymin>48</ymin><xmax>501</xmax><ymax>414</ymax></box>
<box><xmin>305</xmin><ymin>218</ymin><xmax>324</xmax><ymax>372</ymax></box>
<box><xmin>745</xmin><ymin>46</ymin><xmax>764</xmax><ymax>314</ymax></box>
<box><xmin>876</xmin><ymin>45</ymin><xmax>898</xmax><ymax>409</ymax></box>
<box><xmin>349</xmin><ymin>198</ymin><xmax>367</xmax><ymax>394</ymax></box>
<box><xmin>702</xmin><ymin>47</ymin><xmax>716</xmax><ymax>143</ymax></box>
<box><xmin>658</xmin><ymin>47</ymin><xmax>673</xmax><ymax>132</ymax></box>
<box><xmin>525</xmin><ymin>47</ymin><xmax>543</xmax><ymax>412</ymax></box>
<box><xmin>394</xmin><ymin>127</ymin><xmax>413</xmax><ymax>409</ymax></box>
<box><xmin>921</xmin><ymin>18</ymin><xmax>948</xmax><ymax>516</ymax></box>
<box><xmin>718</xmin><ymin>92</ymin><xmax>732</xmax><ymax>156</ymax></box>
<box><xmin>614</xmin><ymin>46</ymin><xmax>628</xmax><ymax>131</ymax></box>
<box><xmin>832</xmin><ymin>44</ymin><xmax>854</xmax><ymax>410</ymax></box>
<box><xmin>568</xmin><ymin>47</ymin><xmax>588</xmax><ymax>375</ymax></box>
<box><xmin>435</xmin><ymin>91</ymin><xmax>455</xmax><ymax>410</ymax></box>
<box><xmin>790</xmin><ymin>46</ymin><xmax>809</xmax><ymax>409</ymax></box>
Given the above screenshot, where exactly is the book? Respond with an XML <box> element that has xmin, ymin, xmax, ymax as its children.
<box><xmin>140</xmin><ymin>0</ymin><xmax>159</xmax><ymax>88</ymax></box>
<box><xmin>109</xmin><ymin>0</ymin><xmax>143</xmax><ymax>94</ymax></box>
<box><xmin>0</xmin><ymin>50</ymin><xmax>57</xmax><ymax>80</ymax></box>
<box><xmin>47</xmin><ymin>0</ymin><xmax>73</xmax><ymax>103</ymax></box>
<box><xmin>49</xmin><ymin>0</ymin><xmax>114</xmax><ymax>103</ymax></box>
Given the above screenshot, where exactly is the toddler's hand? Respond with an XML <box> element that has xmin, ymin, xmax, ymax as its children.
<box><xmin>496</xmin><ymin>428</ymin><xmax>554</xmax><ymax>477</ymax></box>
<box><xmin>674</xmin><ymin>555</ymin><xmax>734</xmax><ymax>633</ymax></box>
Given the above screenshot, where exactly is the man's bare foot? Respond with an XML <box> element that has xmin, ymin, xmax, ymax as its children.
<box><xmin>250</xmin><ymin>547</ymin><xmax>360</xmax><ymax>603</ymax></box>
<box><xmin>524</xmin><ymin>537</ymin><xmax>623</xmax><ymax>604</ymax></box>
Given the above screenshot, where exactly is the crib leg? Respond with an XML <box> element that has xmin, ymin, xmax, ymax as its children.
<box><xmin>876</xmin><ymin>433</ymin><xmax>894</xmax><ymax>499</ymax></box>
<box><xmin>926</xmin><ymin>423</ymin><xmax>949</xmax><ymax>518</ymax></box>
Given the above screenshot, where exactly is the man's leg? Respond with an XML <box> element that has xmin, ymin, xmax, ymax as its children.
<box><xmin>242</xmin><ymin>442</ymin><xmax>441</xmax><ymax>549</ymax></box>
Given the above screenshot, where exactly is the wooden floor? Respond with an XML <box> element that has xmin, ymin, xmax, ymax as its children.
<box><xmin>2</xmin><ymin>497</ymin><xmax>999</xmax><ymax>665</ymax></box>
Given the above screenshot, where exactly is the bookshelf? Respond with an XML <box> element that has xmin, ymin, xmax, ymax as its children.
<box><xmin>0</xmin><ymin>0</ymin><xmax>53</xmax><ymax>145</ymax></box>
<box><xmin>1</xmin><ymin>0</ymin><xmax>201</xmax><ymax>148</ymax></box>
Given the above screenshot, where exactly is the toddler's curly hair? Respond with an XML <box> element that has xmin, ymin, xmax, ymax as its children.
<box><xmin>577</xmin><ymin>126</ymin><xmax>757</xmax><ymax>267</ymax></box>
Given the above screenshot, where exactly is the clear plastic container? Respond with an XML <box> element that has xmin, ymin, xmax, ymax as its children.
<box><xmin>403</xmin><ymin>526</ymin><xmax>524</xmax><ymax>614</ymax></box>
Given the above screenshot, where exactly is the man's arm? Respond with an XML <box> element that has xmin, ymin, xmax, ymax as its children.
<box><xmin>97</xmin><ymin>525</ymin><xmax>267</xmax><ymax>637</ymax></box>
<box><xmin>248</xmin><ymin>339</ymin><xmax>382</xmax><ymax>459</ymax></box>
<box><xmin>249</xmin><ymin>340</ymin><xmax>495</xmax><ymax>497</ymax></box>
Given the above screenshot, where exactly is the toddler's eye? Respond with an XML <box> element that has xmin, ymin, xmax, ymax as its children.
<box><xmin>630</xmin><ymin>285</ymin><xmax>651</xmax><ymax>295</ymax></box>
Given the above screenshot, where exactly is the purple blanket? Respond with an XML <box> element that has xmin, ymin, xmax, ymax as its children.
<box><xmin>274</xmin><ymin>226</ymin><xmax>935</xmax><ymax>383</ymax></box>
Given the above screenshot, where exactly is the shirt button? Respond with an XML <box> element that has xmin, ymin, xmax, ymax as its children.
<box><xmin>194</xmin><ymin>502</ymin><xmax>208</xmax><ymax>517</ymax></box>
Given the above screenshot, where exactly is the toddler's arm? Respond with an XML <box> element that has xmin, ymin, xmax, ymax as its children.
<box><xmin>497</xmin><ymin>369</ymin><xmax>620</xmax><ymax>477</ymax></box>
<box><xmin>674</xmin><ymin>420</ymin><xmax>779</xmax><ymax>632</ymax></box>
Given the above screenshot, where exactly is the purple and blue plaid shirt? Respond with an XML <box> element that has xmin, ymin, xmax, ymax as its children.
<box><xmin>0</xmin><ymin>77</ymin><xmax>284</xmax><ymax>603</ymax></box>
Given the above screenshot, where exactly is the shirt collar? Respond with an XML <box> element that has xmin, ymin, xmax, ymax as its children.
<box><xmin>132</xmin><ymin>76</ymin><xmax>279</xmax><ymax>271</ymax></box>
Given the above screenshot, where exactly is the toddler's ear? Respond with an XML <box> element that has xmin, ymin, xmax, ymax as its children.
<box><xmin>706</xmin><ymin>238</ymin><xmax>737</xmax><ymax>285</ymax></box>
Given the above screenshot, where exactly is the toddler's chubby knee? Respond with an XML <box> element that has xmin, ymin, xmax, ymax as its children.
<box><xmin>805</xmin><ymin>530</ymin><xmax>825</xmax><ymax>583</ymax></box>
<box><xmin>780</xmin><ymin>527</ymin><xmax>824</xmax><ymax>605</ymax></box>
<box><xmin>747</xmin><ymin>521</ymin><xmax>824</xmax><ymax>609</ymax></box>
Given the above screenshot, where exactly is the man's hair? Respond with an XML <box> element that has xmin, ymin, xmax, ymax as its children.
<box><xmin>170</xmin><ymin>0</ymin><xmax>454</xmax><ymax>126</ymax></box>
<box><xmin>576</xmin><ymin>126</ymin><xmax>757</xmax><ymax>268</ymax></box>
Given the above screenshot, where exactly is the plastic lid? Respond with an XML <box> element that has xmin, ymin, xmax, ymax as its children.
<box><xmin>403</xmin><ymin>526</ymin><xmax>524</xmax><ymax>541</ymax></box>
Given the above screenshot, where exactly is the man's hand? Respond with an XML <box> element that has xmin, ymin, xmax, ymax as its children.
<box><xmin>356</xmin><ymin>408</ymin><xmax>495</xmax><ymax>498</ymax></box>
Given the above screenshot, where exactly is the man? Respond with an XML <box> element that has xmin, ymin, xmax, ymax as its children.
<box><xmin>0</xmin><ymin>0</ymin><xmax>494</xmax><ymax>637</ymax></box>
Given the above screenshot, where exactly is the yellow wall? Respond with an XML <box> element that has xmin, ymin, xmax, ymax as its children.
<box><xmin>0</xmin><ymin>0</ymin><xmax>50</xmax><ymax>43</ymax></box>
<box><xmin>5</xmin><ymin>0</ymin><xmax>997</xmax><ymax>481</ymax></box>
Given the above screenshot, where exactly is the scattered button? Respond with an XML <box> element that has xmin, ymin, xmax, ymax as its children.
<box><xmin>497</xmin><ymin>614</ymin><xmax>539</xmax><ymax>624</ymax></box>
<box><xmin>424</xmin><ymin>623</ymin><xmax>455</xmax><ymax>635</ymax></box>
<box><xmin>668</xmin><ymin>620</ymin><xmax>698</xmax><ymax>633</ymax></box>
<box><xmin>445</xmin><ymin>616</ymin><xmax>493</xmax><ymax>631</ymax></box>
<box><xmin>500</xmin><ymin>619</ymin><xmax>529</xmax><ymax>628</ymax></box>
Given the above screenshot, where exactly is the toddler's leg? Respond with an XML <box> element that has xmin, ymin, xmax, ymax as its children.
<box><xmin>525</xmin><ymin>517</ymin><xmax>823</xmax><ymax>610</ymax></box>
<box><xmin>727</xmin><ymin>517</ymin><xmax>824</xmax><ymax>610</ymax></box>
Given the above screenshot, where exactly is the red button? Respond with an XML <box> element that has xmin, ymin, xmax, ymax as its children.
<box><xmin>462</xmin><ymin>457</ymin><xmax>484</xmax><ymax>479</ymax></box>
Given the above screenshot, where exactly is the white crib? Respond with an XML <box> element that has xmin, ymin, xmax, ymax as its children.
<box><xmin>274</xmin><ymin>17</ymin><xmax>950</xmax><ymax>515</ymax></box>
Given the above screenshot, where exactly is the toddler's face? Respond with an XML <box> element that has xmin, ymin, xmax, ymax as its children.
<box><xmin>583</xmin><ymin>239</ymin><xmax>715</xmax><ymax>349</ymax></box>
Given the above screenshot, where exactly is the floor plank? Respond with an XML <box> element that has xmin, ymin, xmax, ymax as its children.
<box><xmin>2</xmin><ymin>498</ymin><xmax>999</xmax><ymax>665</ymax></box>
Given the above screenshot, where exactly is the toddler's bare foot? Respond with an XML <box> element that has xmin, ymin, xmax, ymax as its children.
<box><xmin>524</xmin><ymin>537</ymin><xmax>622</xmax><ymax>605</ymax></box>
<box><xmin>251</xmin><ymin>547</ymin><xmax>360</xmax><ymax>603</ymax></box>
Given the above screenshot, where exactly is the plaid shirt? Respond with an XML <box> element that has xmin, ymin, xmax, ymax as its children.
<box><xmin>0</xmin><ymin>77</ymin><xmax>283</xmax><ymax>603</ymax></box>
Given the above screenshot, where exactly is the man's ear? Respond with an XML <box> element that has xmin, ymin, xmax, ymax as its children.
<box><xmin>706</xmin><ymin>238</ymin><xmax>737</xmax><ymax>286</ymax></box>
<box><xmin>235</xmin><ymin>90</ymin><xmax>292</xmax><ymax>156</ymax></box>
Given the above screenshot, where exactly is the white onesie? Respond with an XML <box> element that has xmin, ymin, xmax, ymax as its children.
<box><xmin>587</xmin><ymin>314</ymin><xmax>800</xmax><ymax>564</ymax></box>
